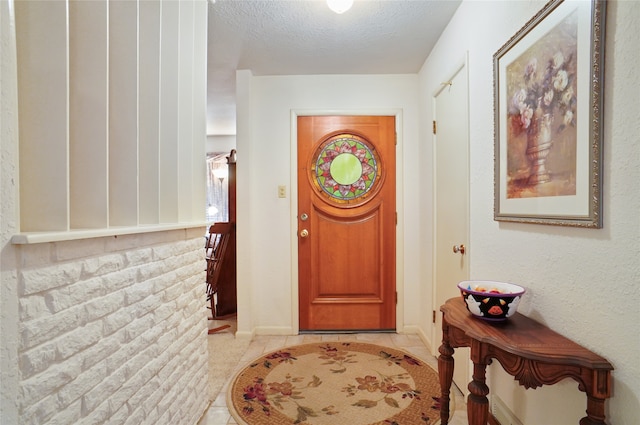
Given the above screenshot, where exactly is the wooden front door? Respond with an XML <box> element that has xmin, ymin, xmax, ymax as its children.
<box><xmin>297</xmin><ymin>116</ymin><xmax>396</xmax><ymax>331</ymax></box>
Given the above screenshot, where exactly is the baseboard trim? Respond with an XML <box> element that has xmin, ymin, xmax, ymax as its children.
<box><xmin>253</xmin><ymin>326</ymin><xmax>295</xmax><ymax>336</ymax></box>
<box><xmin>488</xmin><ymin>413</ymin><xmax>502</xmax><ymax>425</ymax></box>
<box><xmin>235</xmin><ymin>329</ymin><xmax>255</xmax><ymax>340</ymax></box>
<box><xmin>402</xmin><ymin>324</ymin><xmax>434</xmax><ymax>353</ymax></box>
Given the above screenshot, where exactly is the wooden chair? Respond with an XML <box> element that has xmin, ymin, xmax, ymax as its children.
<box><xmin>205</xmin><ymin>149</ymin><xmax>237</xmax><ymax>333</ymax></box>
<box><xmin>204</xmin><ymin>222</ymin><xmax>232</xmax><ymax>332</ymax></box>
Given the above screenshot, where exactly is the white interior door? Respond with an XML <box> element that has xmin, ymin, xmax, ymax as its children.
<box><xmin>432</xmin><ymin>61</ymin><xmax>470</xmax><ymax>396</ymax></box>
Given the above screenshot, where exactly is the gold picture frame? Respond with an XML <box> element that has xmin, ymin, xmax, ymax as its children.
<box><xmin>493</xmin><ymin>0</ymin><xmax>605</xmax><ymax>228</ymax></box>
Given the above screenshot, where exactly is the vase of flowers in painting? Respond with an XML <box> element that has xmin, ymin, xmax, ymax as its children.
<box><xmin>510</xmin><ymin>51</ymin><xmax>576</xmax><ymax>187</ymax></box>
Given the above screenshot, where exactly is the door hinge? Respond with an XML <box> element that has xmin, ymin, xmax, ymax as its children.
<box><xmin>432</xmin><ymin>120</ymin><xmax>437</xmax><ymax>135</ymax></box>
<box><xmin>395</xmin><ymin>212</ymin><xmax>397</xmax><ymax>225</ymax></box>
<box><xmin>432</xmin><ymin>310</ymin><xmax>437</xmax><ymax>323</ymax></box>
<box><xmin>395</xmin><ymin>132</ymin><xmax>398</xmax><ymax>145</ymax></box>
<box><xmin>395</xmin><ymin>292</ymin><xmax>398</xmax><ymax>305</ymax></box>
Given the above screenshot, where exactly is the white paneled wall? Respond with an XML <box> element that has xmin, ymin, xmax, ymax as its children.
<box><xmin>159</xmin><ymin>0</ymin><xmax>182</xmax><ymax>225</ymax></box>
<box><xmin>15</xmin><ymin>0</ymin><xmax>207</xmax><ymax>234</ymax></box>
<box><xmin>16</xmin><ymin>0</ymin><xmax>69</xmax><ymax>231</ymax></box>
<box><xmin>139</xmin><ymin>0</ymin><xmax>162</xmax><ymax>225</ymax></box>
<box><xmin>5</xmin><ymin>1</ymin><xmax>211</xmax><ymax>424</ymax></box>
<box><xmin>69</xmin><ymin>0</ymin><xmax>109</xmax><ymax>229</ymax></box>
<box><xmin>108</xmin><ymin>0</ymin><xmax>139</xmax><ymax>227</ymax></box>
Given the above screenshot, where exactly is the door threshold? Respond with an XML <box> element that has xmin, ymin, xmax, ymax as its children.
<box><xmin>299</xmin><ymin>329</ymin><xmax>396</xmax><ymax>334</ymax></box>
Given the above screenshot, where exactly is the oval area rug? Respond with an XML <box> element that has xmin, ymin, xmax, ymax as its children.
<box><xmin>227</xmin><ymin>341</ymin><xmax>445</xmax><ymax>425</ymax></box>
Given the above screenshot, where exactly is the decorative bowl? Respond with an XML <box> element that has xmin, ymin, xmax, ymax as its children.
<box><xmin>457</xmin><ymin>280</ymin><xmax>526</xmax><ymax>322</ymax></box>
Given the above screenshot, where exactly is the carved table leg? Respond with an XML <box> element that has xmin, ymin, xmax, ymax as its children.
<box><xmin>580</xmin><ymin>395</ymin><xmax>608</xmax><ymax>425</ymax></box>
<box><xmin>581</xmin><ymin>369</ymin><xmax>611</xmax><ymax>425</ymax></box>
<box><xmin>438</xmin><ymin>320</ymin><xmax>454</xmax><ymax>425</ymax></box>
<box><xmin>467</xmin><ymin>361</ymin><xmax>490</xmax><ymax>425</ymax></box>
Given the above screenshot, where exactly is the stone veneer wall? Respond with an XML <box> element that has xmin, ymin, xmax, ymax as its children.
<box><xmin>15</xmin><ymin>228</ymin><xmax>209</xmax><ymax>424</ymax></box>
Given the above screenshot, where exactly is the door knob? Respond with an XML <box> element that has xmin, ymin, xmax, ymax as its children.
<box><xmin>300</xmin><ymin>229</ymin><xmax>309</xmax><ymax>238</ymax></box>
<box><xmin>452</xmin><ymin>244</ymin><xmax>465</xmax><ymax>254</ymax></box>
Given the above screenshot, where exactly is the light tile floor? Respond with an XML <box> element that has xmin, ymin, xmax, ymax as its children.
<box><xmin>198</xmin><ymin>324</ymin><xmax>468</xmax><ymax>425</ymax></box>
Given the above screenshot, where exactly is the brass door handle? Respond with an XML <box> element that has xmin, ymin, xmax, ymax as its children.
<box><xmin>300</xmin><ymin>229</ymin><xmax>309</xmax><ymax>238</ymax></box>
<box><xmin>453</xmin><ymin>244</ymin><xmax>465</xmax><ymax>254</ymax></box>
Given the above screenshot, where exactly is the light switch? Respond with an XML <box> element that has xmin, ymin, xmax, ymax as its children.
<box><xmin>278</xmin><ymin>185</ymin><xmax>287</xmax><ymax>198</ymax></box>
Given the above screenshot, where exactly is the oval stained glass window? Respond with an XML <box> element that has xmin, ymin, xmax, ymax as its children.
<box><xmin>311</xmin><ymin>134</ymin><xmax>381</xmax><ymax>204</ymax></box>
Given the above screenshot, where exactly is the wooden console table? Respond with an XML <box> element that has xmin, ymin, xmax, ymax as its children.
<box><xmin>438</xmin><ymin>297</ymin><xmax>613</xmax><ymax>425</ymax></box>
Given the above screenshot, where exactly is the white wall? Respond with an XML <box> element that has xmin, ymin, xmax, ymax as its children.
<box><xmin>420</xmin><ymin>1</ymin><xmax>639</xmax><ymax>424</ymax></box>
<box><xmin>235</xmin><ymin>73</ymin><xmax>424</xmax><ymax>338</ymax></box>
<box><xmin>206</xmin><ymin>135</ymin><xmax>236</xmax><ymax>154</ymax></box>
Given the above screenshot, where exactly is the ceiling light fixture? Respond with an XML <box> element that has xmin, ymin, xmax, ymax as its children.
<box><xmin>327</xmin><ymin>0</ymin><xmax>353</xmax><ymax>14</ymax></box>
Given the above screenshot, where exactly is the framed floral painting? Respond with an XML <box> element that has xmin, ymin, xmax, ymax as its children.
<box><xmin>493</xmin><ymin>0</ymin><xmax>605</xmax><ymax>227</ymax></box>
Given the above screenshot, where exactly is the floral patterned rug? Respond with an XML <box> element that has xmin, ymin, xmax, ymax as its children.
<box><xmin>227</xmin><ymin>341</ymin><xmax>444</xmax><ymax>425</ymax></box>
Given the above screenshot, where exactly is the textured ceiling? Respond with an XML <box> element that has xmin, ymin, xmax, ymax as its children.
<box><xmin>207</xmin><ymin>0</ymin><xmax>462</xmax><ymax>135</ymax></box>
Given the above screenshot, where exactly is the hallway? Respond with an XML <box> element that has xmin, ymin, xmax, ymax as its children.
<box><xmin>199</xmin><ymin>320</ymin><xmax>468</xmax><ymax>425</ymax></box>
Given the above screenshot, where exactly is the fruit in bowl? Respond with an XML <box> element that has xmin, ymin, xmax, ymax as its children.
<box><xmin>457</xmin><ymin>280</ymin><xmax>526</xmax><ymax>321</ymax></box>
